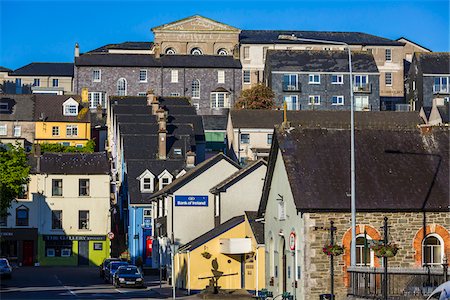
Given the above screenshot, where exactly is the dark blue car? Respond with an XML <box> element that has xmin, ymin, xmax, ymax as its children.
<box><xmin>113</xmin><ymin>265</ymin><xmax>144</xmax><ymax>288</ymax></box>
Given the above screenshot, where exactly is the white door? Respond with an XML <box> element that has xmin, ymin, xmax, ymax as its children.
<box><xmin>355</xmin><ymin>96</ymin><xmax>369</xmax><ymax>111</ymax></box>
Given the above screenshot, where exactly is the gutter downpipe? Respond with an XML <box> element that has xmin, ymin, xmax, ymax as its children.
<box><xmin>187</xmin><ymin>250</ymin><xmax>191</xmax><ymax>295</ymax></box>
<box><xmin>255</xmin><ymin>246</ymin><xmax>259</xmax><ymax>297</ymax></box>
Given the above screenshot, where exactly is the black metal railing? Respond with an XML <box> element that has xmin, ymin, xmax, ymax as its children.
<box><xmin>282</xmin><ymin>82</ymin><xmax>301</xmax><ymax>92</ymax></box>
<box><xmin>348</xmin><ymin>266</ymin><xmax>448</xmax><ymax>299</ymax></box>
<box><xmin>353</xmin><ymin>83</ymin><xmax>372</xmax><ymax>93</ymax></box>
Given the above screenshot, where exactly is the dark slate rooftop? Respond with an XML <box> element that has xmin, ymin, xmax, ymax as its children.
<box><xmin>266</xmin><ymin>50</ymin><xmax>379</xmax><ymax>73</ymax></box>
<box><xmin>88</xmin><ymin>42</ymin><xmax>153</xmax><ymax>53</ymax></box>
<box><xmin>11</xmin><ymin>63</ymin><xmax>74</xmax><ymax>77</ymax></box>
<box><xmin>245</xmin><ymin>211</ymin><xmax>264</xmax><ymax>245</ymax></box>
<box><xmin>210</xmin><ymin>159</ymin><xmax>266</xmax><ymax>194</ymax></box>
<box><xmin>0</xmin><ymin>66</ymin><xmax>11</xmax><ymax>73</ymax></box>
<box><xmin>0</xmin><ymin>95</ymin><xmax>35</xmax><ymax>121</ymax></box>
<box><xmin>240</xmin><ymin>30</ymin><xmax>404</xmax><ymax>46</ymax></box>
<box><xmin>75</xmin><ymin>54</ymin><xmax>242</xmax><ymax>69</ymax></box>
<box><xmin>202</xmin><ymin>115</ymin><xmax>228</xmax><ymax>131</ymax></box>
<box><xmin>33</xmin><ymin>95</ymin><xmax>89</xmax><ymax>123</ymax></box>
<box><xmin>437</xmin><ymin>104</ymin><xmax>449</xmax><ymax>123</ymax></box>
<box><xmin>126</xmin><ymin>159</ymin><xmax>186</xmax><ymax>204</ymax></box>
<box><xmin>415</xmin><ymin>52</ymin><xmax>450</xmax><ymax>74</ymax></box>
<box><xmin>178</xmin><ymin>215</ymin><xmax>245</xmax><ymax>252</ymax></box>
<box><xmin>150</xmin><ymin>153</ymin><xmax>241</xmax><ymax>200</ymax></box>
<box><xmin>266</xmin><ymin>126</ymin><xmax>449</xmax><ymax>213</ymax></box>
<box><xmin>32</xmin><ymin>152</ymin><xmax>109</xmax><ymax>175</ymax></box>
<box><xmin>230</xmin><ymin>110</ymin><xmax>424</xmax><ymax>129</ymax></box>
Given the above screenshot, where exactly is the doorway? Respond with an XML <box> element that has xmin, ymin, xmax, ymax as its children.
<box><xmin>278</xmin><ymin>237</ymin><xmax>287</xmax><ymax>293</ymax></box>
<box><xmin>22</xmin><ymin>240</ymin><xmax>34</xmax><ymax>266</ymax></box>
<box><xmin>78</xmin><ymin>241</ymin><xmax>89</xmax><ymax>266</ymax></box>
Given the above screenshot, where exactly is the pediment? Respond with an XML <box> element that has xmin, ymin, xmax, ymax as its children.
<box><xmin>152</xmin><ymin>15</ymin><xmax>240</xmax><ymax>33</ymax></box>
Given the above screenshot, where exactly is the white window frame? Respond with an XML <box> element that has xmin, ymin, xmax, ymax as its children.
<box><xmin>422</xmin><ymin>234</ymin><xmax>444</xmax><ymax>266</ymax></box>
<box><xmin>331</xmin><ymin>95</ymin><xmax>344</xmax><ymax>106</ymax></box>
<box><xmin>88</xmin><ymin>92</ymin><xmax>106</xmax><ymax>109</ymax></box>
<box><xmin>193</xmin><ymin>103</ymin><xmax>200</xmax><ymax>110</ymax></box>
<box><xmin>165</xmin><ymin>48</ymin><xmax>176</xmax><ymax>55</ymax></box>
<box><xmin>52</xmin><ymin>79</ymin><xmax>59</xmax><ymax>87</ymax></box>
<box><xmin>243</xmin><ymin>70</ymin><xmax>251</xmax><ymax>84</ymax></box>
<box><xmin>61</xmin><ymin>248</ymin><xmax>71</xmax><ymax>257</ymax></box>
<box><xmin>63</xmin><ymin>97</ymin><xmax>79</xmax><ymax>116</ymax></box>
<box><xmin>0</xmin><ymin>124</ymin><xmax>7</xmax><ymax>136</ymax></box>
<box><xmin>385</xmin><ymin>72</ymin><xmax>392</xmax><ymax>86</ymax></box>
<box><xmin>46</xmin><ymin>248</ymin><xmax>56</xmax><ymax>257</ymax></box>
<box><xmin>283</xmin><ymin>74</ymin><xmax>299</xmax><ymax>91</ymax></box>
<box><xmin>192</xmin><ymin>80</ymin><xmax>200</xmax><ymax>99</ymax></box>
<box><xmin>240</xmin><ymin>133</ymin><xmax>250</xmax><ymax>144</ymax></box>
<box><xmin>0</xmin><ymin>103</ymin><xmax>8</xmax><ymax>112</ymax></box>
<box><xmin>283</xmin><ymin>95</ymin><xmax>299</xmax><ymax>111</ymax></box>
<box><xmin>267</xmin><ymin>134</ymin><xmax>273</xmax><ymax>145</ymax></box>
<box><xmin>191</xmin><ymin>48</ymin><xmax>203</xmax><ymax>55</ymax></box>
<box><xmin>214</xmin><ymin>195</ymin><xmax>220</xmax><ymax>217</ymax></box>
<box><xmin>117</xmin><ymin>78</ymin><xmax>127</xmax><ymax>96</ymax></box>
<box><xmin>171</xmin><ymin>70</ymin><xmax>178</xmax><ymax>83</ymax></box>
<box><xmin>354</xmin><ymin>234</ymin><xmax>374</xmax><ymax>267</ymax></box>
<box><xmin>33</xmin><ymin>78</ymin><xmax>40</xmax><ymax>87</ymax></box>
<box><xmin>331</xmin><ymin>74</ymin><xmax>344</xmax><ymax>84</ymax></box>
<box><xmin>243</xmin><ymin>46</ymin><xmax>250</xmax><ymax>60</ymax></box>
<box><xmin>210</xmin><ymin>92</ymin><xmax>229</xmax><ymax>108</ymax></box>
<box><xmin>308</xmin><ymin>95</ymin><xmax>320</xmax><ymax>105</ymax></box>
<box><xmin>158</xmin><ymin>170</ymin><xmax>173</xmax><ymax>190</ymax></box>
<box><xmin>137</xmin><ymin>92</ymin><xmax>147</xmax><ymax>96</ymax></box>
<box><xmin>433</xmin><ymin>77</ymin><xmax>449</xmax><ymax>93</ymax></box>
<box><xmin>170</xmin><ymin>92</ymin><xmax>180</xmax><ymax>97</ymax></box>
<box><xmin>385</xmin><ymin>48</ymin><xmax>392</xmax><ymax>62</ymax></box>
<box><xmin>308</xmin><ymin>74</ymin><xmax>320</xmax><ymax>84</ymax></box>
<box><xmin>13</xmin><ymin>125</ymin><xmax>21</xmax><ymax>137</ymax></box>
<box><xmin>139</xmin><ymin>69</ymin><xmax>148</xmax><ymax>83</ymax></box>
<box><xmin>66</xmin><ymin>125</ymin><xmax>78</xmax><ymax>136</ymax></box>
<box><xmin>217</xmin><ymin>48</ymin><xmax>228</xmax><ymax>56</ymax></box>
<box><xmin>217</xmin><ymin>70</ymin><xmax>225</xmax><ymax>84</ymax></box>
<box><xmin>93</xmin><ymin>69</ymin><xmax>101</xmax><ymax>82</ymax></box>
<box><xmin>138</xmin><ymin>170</ymin><xmax>155</xmax><ymax>193</ymax></box>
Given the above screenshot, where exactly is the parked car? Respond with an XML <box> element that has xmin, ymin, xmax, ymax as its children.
<box><xmin>426</xmin><ymin>281</ymin><xmax>450</xmax><ymax>300</ymax></box>
<box><xmin>105</xmin><ymin>261</ymin><xmax>129</xmax><ymax>283</ymax></box>
<box><xmin>99</xmin><ymin>258</ymin><xmax>121</xmax><ymax>278</ymax></box>
<box><xmin>113</xmin><ymin>265</ymin><xmax>144</xmax><ymax>288</ymax></box>
<box><xmin>0</xmin><ymin>258</ymin><xmax>12</xmax><ymax>279</ymax></box>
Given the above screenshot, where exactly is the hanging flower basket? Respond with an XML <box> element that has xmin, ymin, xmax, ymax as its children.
<box><xmin>371</xmin><ymin>241</ymin><xmax>399</xmax><ymax>258</ymax></box>
<box><xmin>322</xmin><ymin>244</ymin><xmax>344</xmax><ymax>256</ymax></box>
<box><xmin>201</xmin><ymin>251</ymin><xmax>212</xmax><ymax>259</ymax></box>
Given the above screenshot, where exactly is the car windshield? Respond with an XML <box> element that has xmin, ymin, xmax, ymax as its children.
<box><xmin>110</xmin><ymin>263</ymin><xmax>128</xmax><ymax>271</ymax></box>
<box><xmin>117</xmin><ymin>267</ymin><xmax>140</xmax><ymax>275</ymax></box>
<box><xmin>0</xmin><ymin>260</ymin><xmax>8</xmax><ymax>267</ymax></box>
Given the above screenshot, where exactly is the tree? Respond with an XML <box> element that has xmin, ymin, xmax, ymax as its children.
<box><xmin>0</xmin><ymin>144</ymin><xmax>30</xmax><ymax>217</ymax></box>
<box><xmin>234</xmin><ymin>84</ymin><xmax>275</xmax><ymax>109</ymax></box>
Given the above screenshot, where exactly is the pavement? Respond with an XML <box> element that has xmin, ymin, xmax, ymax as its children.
<box><xmin>0</xmin><ymin>266</ymin><xmax>199</xmax><ymax>299</ymax></box>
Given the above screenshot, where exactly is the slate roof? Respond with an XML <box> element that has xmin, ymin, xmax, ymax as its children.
<box><xmin>396</xmin><ymin>37</ymin><xmax>432</xmax><ymax>52</ymax></box>
<box><xmin>240</xmin><ymin>30</ymin><xmax>404</xmax><ymax>46</ymax></box>
<box><xmin>33</xmin><ymin>95</ymin><xmax>89</xmax><ymax>123</ymax></box>
<box><xmin>75</xmin><ymin>54</ymin><xmax>241</xmax><ymax>68</ymax></box>
<box><xmin>11</xmin><ymin>63</ymin><xmax>74</xmax><ymax>77</ymax></box>
<box><xmin>266</xmin><ymin>50</ymin><xmax>379</xmax><ymax>73</ymax></box>
<box><xmin>150</xmin><ymin>153</ymin><xmax>241</xmax><ymax>200</ymax></box>
<box><xmin>261</xmin><ymin>126</ymin><xmax>449</xmax><ymax>213</ymax></box>
<box><xmin>437</xmin><ymin>105</ymin><xmax>449</xmax><ymax>123</ymax></box>
<box><xmin>0</xmin><ymin>94</ymin><xmax>35</xmax><ymax>121</ymax></box>
<box><xmin>33</xmin><ymin>152</ymin><xmax>109</xmax><ymax>175</ymax></box>
<box><xmin>210</xmin><ymin>159</ymin><xmax>266</xmax><ymax>193</ymax></box>
<box><xmin>89</xmin><ymin>42</ymin><xmax>153</xmax><ymax>53</ymax></box>
<box><xmin>230</xmin><ymin>110</ymin><xmax>424</xmax><ymax>129</ymax></box>
<box><xmin>0</xmin><ymin>66</ymin><xmax>11</xmax><ymax>73</ymax></box>
<box><xmin>178</xmin><ymin>216</ymin><xmax>245</xmax><ymax>252</ymax></box>
<box><xmin>415</xmin><ymin>52</ymin><xmax>450</xmax><ymax>74</ymax></box>
<box><xmin>202</xmin><ymin>115</ymin><xmax>228</xmax><ymax>131</ymax></box>
<box><xmin>245</xmin><ymin>211</ymin><xmax>264</xmax><ymax>244</ymax></box>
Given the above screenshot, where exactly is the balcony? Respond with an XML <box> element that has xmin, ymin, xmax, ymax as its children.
<box><xmin>433</xmin><ymin>85</ymin><xmax>449</xmax><ymax>94</ymax></box>
<box><xmin>348</xmin><ymin>266</ymin><xmax>449</xmax><ymax>299</ymax></box>
<box><xmin>282</xmin><ymin>83</ymin><xmax>301</xmax><ymax>92</ymax></box>
<box><xmin>219</xmin><ymin>238</ymin><xmax>252</xmax><ymax>254</ymax></box>
<box><xmin>353</xmin><ymin>83</ymin><xmax>372</xmax><ymax>93</ymax></box>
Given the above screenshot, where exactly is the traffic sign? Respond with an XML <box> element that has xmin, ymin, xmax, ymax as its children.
<box><xmin>108</xmin><ymin>232</ymin><xmax>115</xmax><ymax>240</ymax></box>
<box><xmin>289</xmin><ymin>231</ymin><xmax>296</xmax><ymax>251</ymax></box>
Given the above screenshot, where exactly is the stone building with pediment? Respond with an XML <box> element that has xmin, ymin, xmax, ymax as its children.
<box><xmin>152</xmin><ymin>15</ymin><xmax>240</xmax><ymax>57</ymax></box>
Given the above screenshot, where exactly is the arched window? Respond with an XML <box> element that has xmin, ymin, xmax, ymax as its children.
<box><xmin>192</xmin><ymin>80</ymin><xmax>200</xmax><ymax>98</ymax></box>
<box><xmin>190</xmin><ymin>48</ymin><xmax>203</xmax><ymax>55</ymax></box>
<box><xmin>422</xmin><ymin>235</ymin><xmax>444</xmax><ymax>266</ymax></box>
<box><xmin>16</xmin><ymin>206</ymin><xmax>29</xmax><ymax>226</ymax></box>
<box><xmin>217</xmin><ymin>48</ymin><xmax>228</xmax><ymax>56</ymax></box>
<box><xmin>165</xmin><ymin>48</ymin><xmax>176</xmax><ymax>55</ymax></box>
<box><xmin>355</xmin><ymin>235</ymin><xmax>374</xmax><ymax>266</ymax></box>
<box><xmin>117</xmin><ymin>78</ymin><xmax>127</xmax><ymax>96</ymax></box>
<box><xmin>269</xmin><ymin>237</ymin><xmax>274</xmax><ymax>277</ymax></box>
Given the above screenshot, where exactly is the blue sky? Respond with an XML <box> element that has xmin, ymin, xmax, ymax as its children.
<box><xmin>0</xmin><ymin>0</ymin><xmax>449</xmax><ymax>69</ymax></box>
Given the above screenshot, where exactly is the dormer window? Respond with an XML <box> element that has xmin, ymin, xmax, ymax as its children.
<box><xmin>62</xmin><ymin>98</ymin><xmax>79</xmax><ymax>116</ymax></box>
<box><xmin>137</xmin><ymin>170</ymin><xmax>155</xmax><ymax>193</ymax></box>
<box><xmin>158</xmin><ymin>170</ymin><xmax>173</xmax><ymax>190</ymax></box>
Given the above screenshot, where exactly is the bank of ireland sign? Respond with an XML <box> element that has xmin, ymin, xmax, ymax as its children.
<box><xmin>175</xmin><ymin>195</ymin><xmax>208</xmax><ymax>207</ymax></box>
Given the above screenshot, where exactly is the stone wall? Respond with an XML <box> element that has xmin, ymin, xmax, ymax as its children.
<box><xmin>303</xmin><ymin>212</ymin><xmax>449</xmax><ymax>300</ymax></box>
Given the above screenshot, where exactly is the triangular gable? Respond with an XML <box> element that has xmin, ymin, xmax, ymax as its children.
<box><xmin>62</xmin><ymin>97</ymin><xmax>79</xmax><ymax>106</ymax></box>
<box><xmin>152</xmin><ymin>15</ymin><xmax>240</xmax><ymax>33</ymax></box>
<box><xmin>136</xmin><ymin>169</ymin><xmax>155</xmax><ymax>180</ymax></box>
<box><xmin>158</xmin><ymin>169</ymin><xmax>174</xmax><ymax>179</ymax></box>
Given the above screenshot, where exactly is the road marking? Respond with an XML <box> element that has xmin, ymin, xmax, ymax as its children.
<box><xmin>114</xmin><ymin>288</ymin><xmax>124</xmax><ymax>294</ymax></box>
<box><xmin>55</xmin><ymin>274</ymin><xmax>76</xmax><ymax>296</ymax></box>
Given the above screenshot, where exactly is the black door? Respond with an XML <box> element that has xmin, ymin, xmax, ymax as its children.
<box><xmin>282</xmin><ymin>242</ymin><xmax>287</xmax><ymax>293</ymax></box>
<box><xmin>78</xmin><ymin>241</ymin><xmax>89</xmax><ymax>266</ymax></box>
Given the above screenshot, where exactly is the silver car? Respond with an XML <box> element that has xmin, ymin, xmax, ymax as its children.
<box><xmin>0</xmin><ymin>258</ymin><xmax>12</xmax><ymax>279</ymax></box>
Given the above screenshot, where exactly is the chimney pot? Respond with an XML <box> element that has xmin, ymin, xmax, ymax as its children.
<box><xmin>186</xmin><ymin>151</ymin><xmax>196</xmax><ymax>168</ymax></box>
<box><xmin>75</xmin><ymin>43</ymin><xmax>80</xmax><ymax>58</ymax></box>
<box><xmin>158</xmin><ymin>129</ymin><xmax>167</xmax><ymax>160</ymax></box>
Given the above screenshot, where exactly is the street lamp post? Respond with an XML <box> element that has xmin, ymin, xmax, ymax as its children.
<box><xmin>278</xmin><ymin>35</ymin><xmax>357</xmax><ymax>266</ymax></box>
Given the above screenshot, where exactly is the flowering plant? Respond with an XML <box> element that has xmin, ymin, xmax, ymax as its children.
<box><xmin>370</xmin><ymin>241</ymin><xmax>399</xmax><ymax>258</ymax></box>
<box><xmin>322</xmin><ymin>244</ymin><xmax>344</xmax><ymax>256</ymax></box>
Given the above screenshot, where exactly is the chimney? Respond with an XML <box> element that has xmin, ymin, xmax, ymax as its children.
<box><xmin>432</xmin><ymin>96</ymin><xmax>445</xmax><ymax>107</ymax></box>
<box><xmin>281</xmin><ymin>101</ymin><xmax>291</xmax><ymax>129</ymax></box>
<box><xmin>419</xmin><ymin>124</ymin><xmax>433</xmax><ymax>135</ymax></box>
<box><xmin>156</xmin><ymin>108</ymin><xmax>166</xmax><ymax>131</ymax></box>
<box><xmin>74</xmin><ymin>43</ymin><xmax>80</xmax><ymax>58</ymax></box>
<box><xmin>186</xmin><ymin>151</ymin><xmax>196</xmax><ymax>168</ymax></box>
<box><xmin>154</xmin><ymin>43</ymin><xmax>161</xmax><ymax>59</ymax></box>
<box><xmin>157</xmin><ymin>108</ymin><xmax>167</xmax><ymax>160</ymax></box>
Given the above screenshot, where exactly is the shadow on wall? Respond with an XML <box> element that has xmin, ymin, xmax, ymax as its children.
<box><xmin>1</xmin><ymin>81</ymin><xmax>32</xmax><ymax>94</ymax></box>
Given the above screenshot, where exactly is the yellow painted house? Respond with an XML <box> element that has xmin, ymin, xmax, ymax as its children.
<box><xmin>175</xmin><ymin>211</ymin><xmax>265</xmax><ymax>295</ymax></box>
<box><xmin>34</xmin><ymin>94</ymin><xmax>90</xmax><ymax>146</ymax></box>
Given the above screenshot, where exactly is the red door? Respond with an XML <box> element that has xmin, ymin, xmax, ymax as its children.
<box><xmin>22</xmin><ymin>241</ymin><xmax>33</xmax><ymax>266</ymax></box>
<box><xmin>146</xmin><ymin>237</ymin><xmax>153</xmax><ymax>259</ymax></box>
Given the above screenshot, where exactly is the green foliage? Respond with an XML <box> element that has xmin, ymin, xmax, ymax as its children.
<box><xmin>39</xmin><ymin>140</ymin><xmax>95</xmax><ymax>153</ymax></box>
<box><xmin>0</xmin><ymin>144</ymin><xmax>30</xmax><ymax>217</ymax></box>
<box><xmin>234</xmin><ymin>84</ymin><xmax>275</xmax><ymax>109</ymax></box>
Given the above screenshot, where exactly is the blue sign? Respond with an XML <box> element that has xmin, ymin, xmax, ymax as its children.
<box><xmin>175</xmin><ymin>195</ymin><xmax>208</xmax><ymax>207</ymax></box>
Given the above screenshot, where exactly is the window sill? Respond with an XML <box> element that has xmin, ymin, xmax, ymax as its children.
<box><xmin>139</xmin><ymin>81</ymin><xmax>148</xmax><ymax>83</ymax></box>
<box><xmin>79</xmin><ymin>195</ymin><xmax>91</xmax><ymax>198</ymax></box>
<box><xmin>78</xmin><ymin>229</ymin><xmax>91</xmax><ymax>232</ymax></box>
<box><xmin>308</xmin><ymin>82</ymin><xmax>321</xmax><ymax>85</ymax></box>
<box><xmin>93</xmin><ymin>80</ymin><xmax>101</xmax><ymax>83</ymax></box>
<box><xmin>331</xmin><ymin>82</ymin><xmax>344</xmax><ymax>85</ymax></box>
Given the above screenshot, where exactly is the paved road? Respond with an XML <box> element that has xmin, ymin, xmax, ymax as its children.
<box><xmin>0</xmin><ymin>266</ymin><xmax>164</xmax><ymax>299</ymax></box>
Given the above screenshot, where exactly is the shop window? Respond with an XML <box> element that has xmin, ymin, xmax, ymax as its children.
<box><xmin>93</xmin><ymin>243</ymin><xmax>103</xmax><ymax>250</ymax></box>
<box><xmin>0</xmin><ymin>240</ymin><xmax>17</xmax><ymax>258</ymax></box>
<box><xmin>52</xmin><ymin>179</ymin><xmax>63</xmax><ymax>196</ymax></box>
<box><xmin>79</xmin><ymin>179</ymin><xmax>90</xmax><ymax>196</ymax></box>
<box><xmin>45</xmin><ymin>240</ymin><xmax>72</xmax><ymax>257</ymax></box>
<box><xmin>16</xmin><ymin>206</ymin><xmax>29</xmax><ymax>226</ymax></box>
